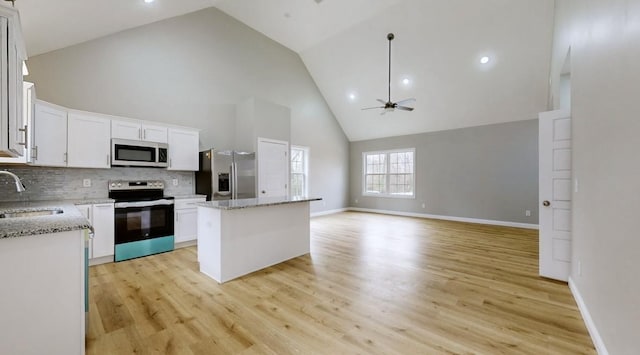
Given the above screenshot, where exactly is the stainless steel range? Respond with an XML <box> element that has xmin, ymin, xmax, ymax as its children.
<box><xmin>108</xmin><ymin>180</ymin><xmax>174</xmax><ymax>262</ymax></box>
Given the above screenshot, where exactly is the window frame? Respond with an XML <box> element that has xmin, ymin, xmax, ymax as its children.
<box><xmin>362</xmin><ymin>148</ymin><xmax>416</xmax><ymax>199</ymax></box>
<box><xmin>290</xmin><ymin>145</ymin><xmax>309</xmax><ymax>198</ymax></box>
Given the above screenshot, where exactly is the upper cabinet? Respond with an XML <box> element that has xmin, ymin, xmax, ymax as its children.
<box><xmin>67</xmin><ymin>111</ymin><xmax>111</xmax><ymax>168</ymax></box>
<box><xmin>168</xmin><ymin>128</ymin><xmax>199</xmax><ymax>171</ymax></box>
<box><xmin>32</xmin><ymin>100</ymin><xmax>68</xmax><ymax>167</ymax></box>
<box><xmin>112</xmin><ymin>119</ymin><xmax>168</xmax><ymax>143</ymax></box>
<box><xmin>0</xmin><ymin>6</ymin><xmax>26</xmax><ymax>158</ymax></box>
<box><xmin>0</xmin><ymin>81</ymin><xmax>35</xmax><ymax>164</ymax></box>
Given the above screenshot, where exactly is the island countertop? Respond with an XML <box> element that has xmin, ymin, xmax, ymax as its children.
<box><xmin>197</xmin><ymin>196</ymin><xmax>322</xmax><ymax>210</ymax></box>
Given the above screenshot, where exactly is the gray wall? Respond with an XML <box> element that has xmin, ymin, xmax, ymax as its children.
<box><xmin>549</xmin><ymin>1</ymin><xmax>640</xmax><ymax>353</ymax></box>
<box><xmin>350</xmin><ymin>119</ymin><xmax>538</xmax><ymax>224</ymax></box>
<box><xmin>24</xmin><ymin>7</ymin><xmax>349</xmax><ymax>213</ymax></box>
<box><xmin>0</xmin><ymin>166</ymin><xmax>193</xmax><ymax>202</ymax></box>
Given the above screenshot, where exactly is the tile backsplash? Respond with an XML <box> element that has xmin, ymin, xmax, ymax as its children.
<box><xmin>0</xmin><ymin>165</ymin><xmax>194</xmax><ymax>202</ymax></box>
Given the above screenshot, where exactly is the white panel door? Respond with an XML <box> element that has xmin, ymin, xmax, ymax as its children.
<box><xmin>67</xmin><ymin>112</ymin><xmax>111</xmax><ymax>168</ymax></box>
<box><xmin>142</xmin><ymin>123</ymin><xmax>168</xmax><ymax>143</ymax></box>
<box><xmin>32</xmin><ymin>101</ymin><xmax>68</xmax><ymax>167</ymax></box>
<box><xmin>91</xmin><ymin>203</ymin><xmax>115</xmax><ymax>260</ymax></box>
<box><xmin>539</xmin><ymin>109</ymin><xmax>572</xmax><ymax>281</ymax></box>
<box><xmin>168</xmin><ymin>128</ymin><xmax>199</xmax><ymax>171</ymax></box>
<box><xmin>258</xmin><ymin>138</ymin><xmax>289</xmax><ymax>198</ymax></box>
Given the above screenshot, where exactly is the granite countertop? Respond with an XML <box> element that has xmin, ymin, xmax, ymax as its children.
<box><xmin>68</xmin><ymin>198</ymin><xmax>115</xmax><ymax>205</ymax></box>
<box><xmin>0</xmin><ymin>201</ymin><xmax>92</xmax><ymax>239</ymax></box>
<box><xmin>197</xmin><ymin>196</ymin><xmax>322</xmax><ymax>210</ymax></box>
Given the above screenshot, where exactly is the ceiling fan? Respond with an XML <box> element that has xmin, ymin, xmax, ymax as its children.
<box><xmin>362</xmin><ymin>33</ymin><xmax>415</xmax><ymax>114</ymax></box>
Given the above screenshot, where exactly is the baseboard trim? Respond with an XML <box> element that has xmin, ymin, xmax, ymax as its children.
<box><xmin>568</xmin><ymin>277</ymin><xmax>608</xmax><ymax>355</ymax></box>
<box><xmin>347</xmin><ymin>207</ymin><xmax>539</xmax><ymax>230</ymax></box>
<box><xmin>311</xmin><ymin>208</ymin><xmax>348</xmax><ymax>218</ymax></box>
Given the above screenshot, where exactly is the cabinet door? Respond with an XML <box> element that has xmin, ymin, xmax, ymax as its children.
<box><xmin>168</xmin><ymin>128</ymin><xmax>199</xmax><ymax>171</ymax></box>
<box><xmin>67</xmin><ymin>112</ymin><xmax>111</xmax><ymax>168</ymax></box>
<box><xmin>76</xmin><ymin>204</ymin><xmax>93</xmax><ymax>259</ymax></box>
<box><xmin>6</xmin><ymin>18</ymin><xmax>23</xmax><ymax>157</ymax></box>
<box><xmin>0</xmin><ymin>81</ymin><xmax>33</xmax><ymax>164</ymax></box>
<box><xmin>142</xmin><ymin>123</ymin><xmax>168</xmax><ymax>143</ymax></box>
<box><xmin>175</xmin><ymin>208</ymin><xmax>198</xmax><ymax>243</ymax></box>
<box><xmin>92</xmin><ymin>203</ymin><xmax>115</xmax><ymax>259</ymax></box>
<box><xmin>32</xmin><ymin>102</ymin><xmax>68</xmax><ymax>167</ymax></box>
<box><xmin>111</xmin><ymin>119</ymin><xmax>141</xmax><ymax>140</ymax></box>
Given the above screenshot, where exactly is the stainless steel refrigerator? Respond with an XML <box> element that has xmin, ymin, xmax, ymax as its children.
<box><xmin>196</xmin><ymin>149</ymin><xmax>257</xmax><ymax>201</ymax></box>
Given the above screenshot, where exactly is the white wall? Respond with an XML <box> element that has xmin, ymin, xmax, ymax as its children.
<box><xmin>550</xmin><ymin>1</ymin><xmax>640</xmax><ymax>353</ymax></box>
<box><xmin>25</xmin><ymin>8</ymin><xmax>349</xmax><ymax>213</ymax></box>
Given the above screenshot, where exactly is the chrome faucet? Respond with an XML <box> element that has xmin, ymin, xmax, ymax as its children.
<box><xmin>0</xmin><ymin>170</ymin><xmax>26</xmax><ymax>192</ymax></box>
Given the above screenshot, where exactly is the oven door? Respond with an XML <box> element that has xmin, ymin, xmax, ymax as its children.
<box><xmin>114</xmin><ymin>199</ymin><xmax>174</xmax><ymax>244</ymax></box>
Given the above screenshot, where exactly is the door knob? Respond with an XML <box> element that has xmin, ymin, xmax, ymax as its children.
<box><xmin>542</xmin><ymin>200</ymin><xmax>551</xmax><ymax>207</ymax></box>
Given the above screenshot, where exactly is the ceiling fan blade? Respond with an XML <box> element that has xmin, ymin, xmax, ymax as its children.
<box><xmin>376</xmin><ymin>99</ymin><xmax>386</xmax><ymax>104</ymax></box>
<box><xmin>396</xmin><ymin>105</ymin><xmax>414</xmax><ymax>111</ymax></box>
<box><xmin>361</xmin><ymin>106</ymin><xmax>384</xmax><ymax>110</ymax></box>
<box><xmin>395</xmin><ymin>98</ymin><xmax>416</xmax><ymax>106</ymax></box>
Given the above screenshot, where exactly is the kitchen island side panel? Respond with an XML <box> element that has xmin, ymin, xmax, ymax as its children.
<box><xmin>197</xmin><ymin>202</ymin><xmax>310</xmax><ymax>283</ymax></box>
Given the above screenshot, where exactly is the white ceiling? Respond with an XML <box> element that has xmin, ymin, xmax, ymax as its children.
<box><xmin>14</xmin><ymin>0</ymin><xmax>555</xmax><ymax>142</ymax></box>
<box><xmin>15</xmin><ymin>0</ymin><xmax>219</xmax><ymax>56</ymax></box>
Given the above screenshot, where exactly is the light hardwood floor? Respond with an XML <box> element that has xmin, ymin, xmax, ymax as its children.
<box><xmin>87</xmin><ymin>212</ymin><xmax>595</xmax><ymax>354</ymax></box>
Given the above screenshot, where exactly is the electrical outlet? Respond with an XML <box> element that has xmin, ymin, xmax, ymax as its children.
<box><xmin>525</xmin><ymin>210</ymin><xmax>531</xmax><ymax>217</ymax></box>
<box><xmin>574</xmin><ymin>178</ymin><xmax>579</xmax><ymax>193</ymax></box>
<box><xmin>354</xmin><ymin>199</ymin><xmax>358</xmax><ymax>204</ymax></box>
<box><xmin>172</xmin><ymin>179</ymin><xmax>179</xmax><ymax>186</ymax></box>
<box><xmin>421</xmin><ymin>203</ymin><xmax>426</xmax><ymax>209</ymax></box>
<box><xmin>82</xmin><ymin>179</ymin><xmax>91</xmax><ymax>187</ymax></box>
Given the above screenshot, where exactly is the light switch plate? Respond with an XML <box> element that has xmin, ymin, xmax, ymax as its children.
<box><xmin>172</xmin><ymin>179</ymin><xmax>178</xmax><ymax>186</ymax></box>
<box><xmin>83</xmin><ymin>179</ymin><xmax>91</xmax><ymax>187</ymax></box>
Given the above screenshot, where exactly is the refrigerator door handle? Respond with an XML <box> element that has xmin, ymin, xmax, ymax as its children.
<box><xmin>233</xmin><ymin>162</ymin><xmax>239</xmax><ymax>199</ymax></box>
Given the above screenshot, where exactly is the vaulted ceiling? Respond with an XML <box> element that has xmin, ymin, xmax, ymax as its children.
<box><xmin>14</xmin><ymin>0</ymin><xmax>555</xmax><ymax>141</ymax></box>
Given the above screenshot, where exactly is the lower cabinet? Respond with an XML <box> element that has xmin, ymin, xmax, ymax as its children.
<box><xmin>174</xmin><ymin>197</ymin><xmax>206</xmax><ymax>245</ymax></box>
<box><xmin>77</xmin><ymin>202</ymin><xmax>115</xmax><ymax>264</ymax></box>
<box><xmin>0</xmin><ymin>230</ymin><xmax>85</xmax><ymax>355</ymax></box>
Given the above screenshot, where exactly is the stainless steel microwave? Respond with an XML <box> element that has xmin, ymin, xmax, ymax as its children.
<box><xmin>111</xmin><ymin>139</ymin><xmax>168</xmax><ymax>168</ymax></box>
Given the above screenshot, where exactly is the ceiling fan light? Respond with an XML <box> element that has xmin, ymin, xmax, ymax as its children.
<box><xmin>480</xmin><ymin>56</ymin><xmax>490</xmax><ymax>64</ymax></box>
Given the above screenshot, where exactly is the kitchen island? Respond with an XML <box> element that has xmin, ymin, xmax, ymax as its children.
<box><xmin>196</xmin><ymin>196</ymin><xmax>321</xmax><ymax>283</ymax></box>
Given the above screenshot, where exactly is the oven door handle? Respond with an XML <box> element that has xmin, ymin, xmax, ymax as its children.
<box><xmin>115</xmin><ymin>199</ymin><xmax>175</xmax><ymax>208</ymax></box>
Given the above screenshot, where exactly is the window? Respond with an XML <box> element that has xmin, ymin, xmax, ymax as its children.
<box><xmin>363</xmin><ymin>149</ymin><xmax>415</xmax><ymax>198</ymax></box>
<box><xmin>290</xmin><ymin>146</ymin><xmax>309</xmax><ymax>198</ymax></box>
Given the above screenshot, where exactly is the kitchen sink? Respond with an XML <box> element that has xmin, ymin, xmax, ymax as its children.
<box><xmin>0</xmin><ymin>209</ymin><xmax>64</xmax><ymax>218</ymax></box>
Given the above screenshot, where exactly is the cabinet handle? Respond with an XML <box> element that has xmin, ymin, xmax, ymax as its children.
<box><xmin>169</xmin><ymin>158</ymin><xmax>172</xmax><ymax>168</ymax></box>
<box><xmin>18</xmin><ymin>125</ymin><xmax>27</xmax><ymax>146</ymax></box>
<box><xmin>143</xmin><ymin>129</ymin><xmax>146</xmax><ymax>140</ymax></box>
<box><xmin>64</xmin><ymin>152</ymin><xmax>67</xmax><ymax>163</ymax></box>
<box><xmin>32</xmin><ymin>145</ymin><xmax>38</xmax><ymax>160</ymax></box>
<box><xmin>107</xmin><ymin>154</ymin><xmax>110</xmax><ymax>166</ymax></box>
<box><xmin>138</xmin><ymin>128</ymin><xmax>142</xmax><ymax>139</ymax></box>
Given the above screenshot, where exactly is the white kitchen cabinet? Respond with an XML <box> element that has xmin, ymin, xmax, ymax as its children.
<box><xmin>77</xmin><ymin>202</ymin><xmax>114</xmax><ymax>264</ymax></box>
<box><xmin>0</xmin><ymin>6</ymin><xmax>27</xmax><ymax>158</ymax></box>
<box><xmin>0</xmin><ymin>81</ymin><xmax>36</xmax><ymax>164</ymax></box>
<box><xmin>0</xmin><ymin>230</ymin><xmax>85</xmax><ymax>355</ymax></box>
<box><xmin>32</xmin><ymin>100</ymin><xmax>68</xmax><ymax>167</ymax></box>
<box><xmin>91</xmin><ymin>203</ymin><xmax>115</xmax><ymax>262</ymax></box>
<box><xmin>111</xmin><ymin>119</ymin><xmax>168</xmax><ymax>143</ymax></box>
<box><xmin>67</xmin><ymin>111</ymin><xmax>111</xmax><ymax>168</ymax></box>
<box><xmin>168</xmin><ymin>128</ymin><xmax>199</xmax><ymax>171</ymax></box>
<box><xmin>174</xmin><ymin>197</ymin><xmax>206</xmax><ymax>245</ymax></box>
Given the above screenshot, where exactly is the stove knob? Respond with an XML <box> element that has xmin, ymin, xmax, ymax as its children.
<box><xmin>117</xmin><ymin>183</ymin><xmax>122</xmax><ymax>187</ymax></box>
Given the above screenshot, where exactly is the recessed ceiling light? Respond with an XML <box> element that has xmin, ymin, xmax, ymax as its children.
<box><xmin>402</xmin><ymin>78</ymin><xmax>410</xmax><ymax>85</ymax></box>
<box><xmin>144</xmin><ymin>0</ymin><xmax>154</xmax><ymax>3</ymax></box>
<box><xmin>480</xmin><ymin>56</ymin><xmax>490</xmax><ymax>64</ymax></box>
<box><xmin>348</xmin><ymin>93</ymin><xmax>356</xmax><ymax>101</ymax></box>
